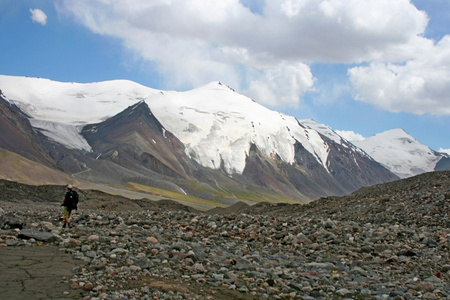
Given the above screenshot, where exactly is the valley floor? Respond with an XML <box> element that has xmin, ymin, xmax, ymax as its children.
<box><xmin>0</xmin><ymin>171</ymin><xmax>449</xmax><ymax>299</ymax></box>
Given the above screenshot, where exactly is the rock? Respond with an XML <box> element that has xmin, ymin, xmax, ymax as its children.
<box><xmin>83</xmin><ymin>282</ymin><xmax>94</xmax><ymax>291</ymax></box>
<box><xmin>441</xmin><ymin>265</ymin><xmax>450</xmax><ymax>272</ymax></box>
<box><xmin>18</xmin><ymin>229</ymin><xmax>60</xmax><ymax>242</ymax></box>
<box><xmin>336</xmin><ymin>288</ymin><xmax>350</xmax><ymax>296</ymax></box>
<box><xmin>5</xmin><ymin>238</ymin><xmax>17</xmax><ymax>246</ymax></box>
<box><xmin>324</xmin><ymin>219</ymin><xmax>336</xmax><ymax>229</ymax></box>
<box><xmin>132</xmin><ymin>257</ymin><xmax>153</xmax><ymax>269</ymax></box>
<box><xmin>146</xmin><ymin>236</ymin><xmax>158</xmax><ymax>243</ymax></box>
<box><xmin>1</xmin><ymin>215</ymin><xmax>24</xmax><ymax>229</ymax></box>
<box><xmin>87</xmin><ymin>235</ymin><xmax>99</xmax><ymax>242</ymax></box>
<box><xmin>192</xmin><ymin>263</ymin><xmax>206</xmax><ymax>273</ymax></box>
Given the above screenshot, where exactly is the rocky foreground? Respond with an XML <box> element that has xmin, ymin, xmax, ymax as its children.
<box><xmin>0</xmin><ymin>171</ymin><xmax>449</xmax><ymax>299</ymax></box>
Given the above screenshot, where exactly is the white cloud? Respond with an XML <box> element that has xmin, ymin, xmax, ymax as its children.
<box><xmin>56</xmin><ymin>0</ymin><xmax>446</xmax><ymax>111</ymax></box>
<box><xmin>30</xmin><ymin>8</ymin><xmax>47</xmax><ymax>26</ymax></box>
<box><xmin>439</xmin><ymin>148</ymin><xmax>450</xmax><ymax>155</ymax></box>
<box><xmin>335</xmin><ymin>130</ymin><xmax>365</xmax><ymax>142</ymax></box>
<box><xmin>244</xmin><ymin>62</ymin><xmax>315</xmax><ymax>107</ymax></box>
<box><xmin>348</xmin><ymin>35</ymin><xmax>450</xmax><ymax>115</ymax></box>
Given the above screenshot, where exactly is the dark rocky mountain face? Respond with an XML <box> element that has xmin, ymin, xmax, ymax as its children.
<box><xmin>76</xmin><ymin>101</ymin><xmax>397</xmax><ymax>203</ymax></box>
<box><xmin>241</xmin><ymin>142</ymin><xmax>339</xmax><ymax>201</ymax></box>
<box><xmin>323</xmin><ymin>135</ymin><xmax>399</xmax><ymax>191</ymax></box>
<box><xmin>0</xmin><ymin>94</ymin><xmax>94</xmax><ymax>176</ymax></box>
<box><xmin>82</xmin><ymin>101</ymin><xmax>195</xmax><ymax>179</ymax></box>
<box><xmin>0</xmin><ymin>94</ymin><xmax>55</xmax><ymax>167</ymax></box>
<box><xmin>436</xmin><ymin>155</ymin><xmax>450</xmax><ymax>171</ymax></box>
<box><xmin>241</xmin><ymin>133</ymin><xmax>399</xmax><ymax>201</ymax></box>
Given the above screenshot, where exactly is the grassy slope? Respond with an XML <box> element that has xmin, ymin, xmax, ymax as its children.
<box><xmin>0</xmin><ymin>148</ymin><xmax>77</xmax><ymax>185</ymax></box>
<box><xmin>124</xmin><ymin>182</ymin><xmax>228</xmax><ymax>210</ymax></box>
<box><xmin>126</xmin><ymin>179</ymin><xmax>303</xmax><ymax>210</ymax></box>
<box><xmin>177</xmin><ymin>179</ymin><xmax>303</xmax><ymax>205</ymax></box>
<box><xmin>0</xmin><ymin>147</ymin><xmax>302</xmax><ymax>211</ymax></box>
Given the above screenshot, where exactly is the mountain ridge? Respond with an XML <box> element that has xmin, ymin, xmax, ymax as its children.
<box><xmin>303</xmin><ymin>119</ymin><xmax>449</xmax><ymax>179</ymax></box>
<box><xmin>0</xmin><ymin>74</ymin><xmax>429</xmax><ymax>207</ymax></box>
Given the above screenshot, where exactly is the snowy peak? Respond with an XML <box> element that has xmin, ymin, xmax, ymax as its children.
<box><xmin>197</xmin><ymin>81</ymin><xmax>237</xmax><ymax>93</ymax></box>
<box><xmin>0</xmin><ymin>75</ymin><xmax>161</xmax><ymax>151</ymax></box>
<box><xmin>373</xmin><ymin>128</ymin><xmax>415</xmax><ymax>143</ymax></box>
<box><xmin>147</xmin><ymin>83</ymin><xmax>330</xmax><ymax>174</ymax></box>
<box><xmin>0</xmin><ymin>75</ymin><xmax>159</xmax><ymax>124</ymax></box>
<box><xmin>353</xmin><ymin>129</ymin><xmax>442</xmax><ymax>178</ymax></box>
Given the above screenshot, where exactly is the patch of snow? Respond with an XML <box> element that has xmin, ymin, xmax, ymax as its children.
<box><xmin>301</xmin><ymin>119</ymin><xmax>369</xmax><ymax>157</ymax></box>
<box><xmin>301</xmin><ymin>119</ymin><xmax>343</xmax><ymax>145</ymax></box>
<box><xmin>30</xmin><ymin>119</ymin><xmax>92</xmax><ymax>151</ymax></box>
<box><xmin>179</xmin><ymin>187</ymin><xmax>188</xmax><ymax>195</ymax></box>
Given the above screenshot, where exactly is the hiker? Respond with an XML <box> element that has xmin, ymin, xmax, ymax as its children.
<box><xmin>62</xmin><ymin>184</ymin><xmax>78</xmax><ymax>228</ymax></box>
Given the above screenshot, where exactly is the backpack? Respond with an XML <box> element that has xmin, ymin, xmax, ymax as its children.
<box><xmin>66</xmin><ymin>191</ymin><xmax>79</xmax><ymax>210</ymax></box>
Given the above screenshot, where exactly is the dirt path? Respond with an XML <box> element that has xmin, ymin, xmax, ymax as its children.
<box><xmin>0</xmin><ymin>245</ymin><xmax>81</xmax><ymax>300</ymax></box>
<box><xmin>0</xmin><ymin>243</ymin><xmax>258</xmax><ymax>300</ymax></box>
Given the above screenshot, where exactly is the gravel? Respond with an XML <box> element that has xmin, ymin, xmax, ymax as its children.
<box><xmin>1</xmin><ymin>171</ymin><xmax>449</xmax><ymax>299</ymax></box>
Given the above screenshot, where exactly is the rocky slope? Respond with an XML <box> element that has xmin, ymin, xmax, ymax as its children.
<box><xmin>0</xmin><ymin>171</ymin><xmax>449</xmax><ymax>299</ymax></box>
<box><xmin>0</xmin><ymin>92</ymin><xmax>55</xmax><ymax>166</ymax></box>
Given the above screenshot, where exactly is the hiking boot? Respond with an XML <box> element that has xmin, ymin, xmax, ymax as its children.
<box><xmin>62</xmin><ymin>223</ymin><xmax>67</xmax><ymax>228</ymax></box>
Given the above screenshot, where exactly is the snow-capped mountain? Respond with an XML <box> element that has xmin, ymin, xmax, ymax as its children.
<box><xmin>0</xmin><ymin>76</ymin><xmax>328</xmax><ymax>176</ymax></box>
<box><xmin>351</xmin><ymin>129</ymin><xmax>449</xmax><ymax>178</ymax></box>
<box><xmin>300</xmin><ymin>119</ymin><xmax>367</xmax><ymax>156</ymax></box>
<box><xmin>0</xmin><ymin>75</ymin><xmax>399</xmax><ymax>204</ymax></box>
<box><xmin>148</xmin><ymin>82</ymin><xmax>332</xmax><ymax>175</ymax></box>
<box><xmin>0</xmin><ymin>75</ymin><xmax>159</xmax><ymax>152</ymax></box>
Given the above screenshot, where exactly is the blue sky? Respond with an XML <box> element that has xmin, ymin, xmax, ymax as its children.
<box><xmin>0</xmin><ymin>0</ymin><xmax>449</xmax><ymax>153</ymax></box>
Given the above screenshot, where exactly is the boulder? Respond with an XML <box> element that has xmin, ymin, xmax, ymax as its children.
<box><xmin>18</xmin><ymin>229</ymin><xmax>61</xmax><ymax>242</ymax></box>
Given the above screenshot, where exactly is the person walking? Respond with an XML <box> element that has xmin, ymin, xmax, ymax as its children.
<box><xmin>62</xmin><ymin>184</ymin><xmax>78</xmax><ymax>228</ymax></box>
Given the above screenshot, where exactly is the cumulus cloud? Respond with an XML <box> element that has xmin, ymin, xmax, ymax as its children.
<box><xmin>439</xmin><ymin>148</ymin><xmax>450</xmax><ymax>155</ymax></box>
<box><xmin>335</xmin><ymin>130</ymin><xmax>365</xmax><ymax>142</ymax></box>
<box><xmin>244</xmin><ymin>62</ymin><xmax>315</xmax><ymax>107</ymax></box>
<box><xmin>30</xmin><ymin>8</ymin><xmax>47</xmax><ymax>25</ymax></box>
<box><xmin>349</xmin><ymin>35</ymin><xmax>450</xmax><ymax>115</ymax></box>
<box><xmin>56</xmin><ymin>0</ymin><xmax>449</xmax><ymax>112</ymax></box>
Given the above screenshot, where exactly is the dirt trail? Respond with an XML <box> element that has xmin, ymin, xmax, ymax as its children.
<box><xmin>0</xmin><ymin>245</ymin><xmax>81</xmax><ymax>300</ymax></box>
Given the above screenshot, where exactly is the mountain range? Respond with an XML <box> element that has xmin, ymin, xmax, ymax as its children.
<box><xmin>303</xmin><ymin>120</ymin><xmax>450</xmax><ymax>179</ymax></box>
<box><xmin>0</xmin><ymin>75</ymin><xmax>447</xmax><ymax>209</ymax></box>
